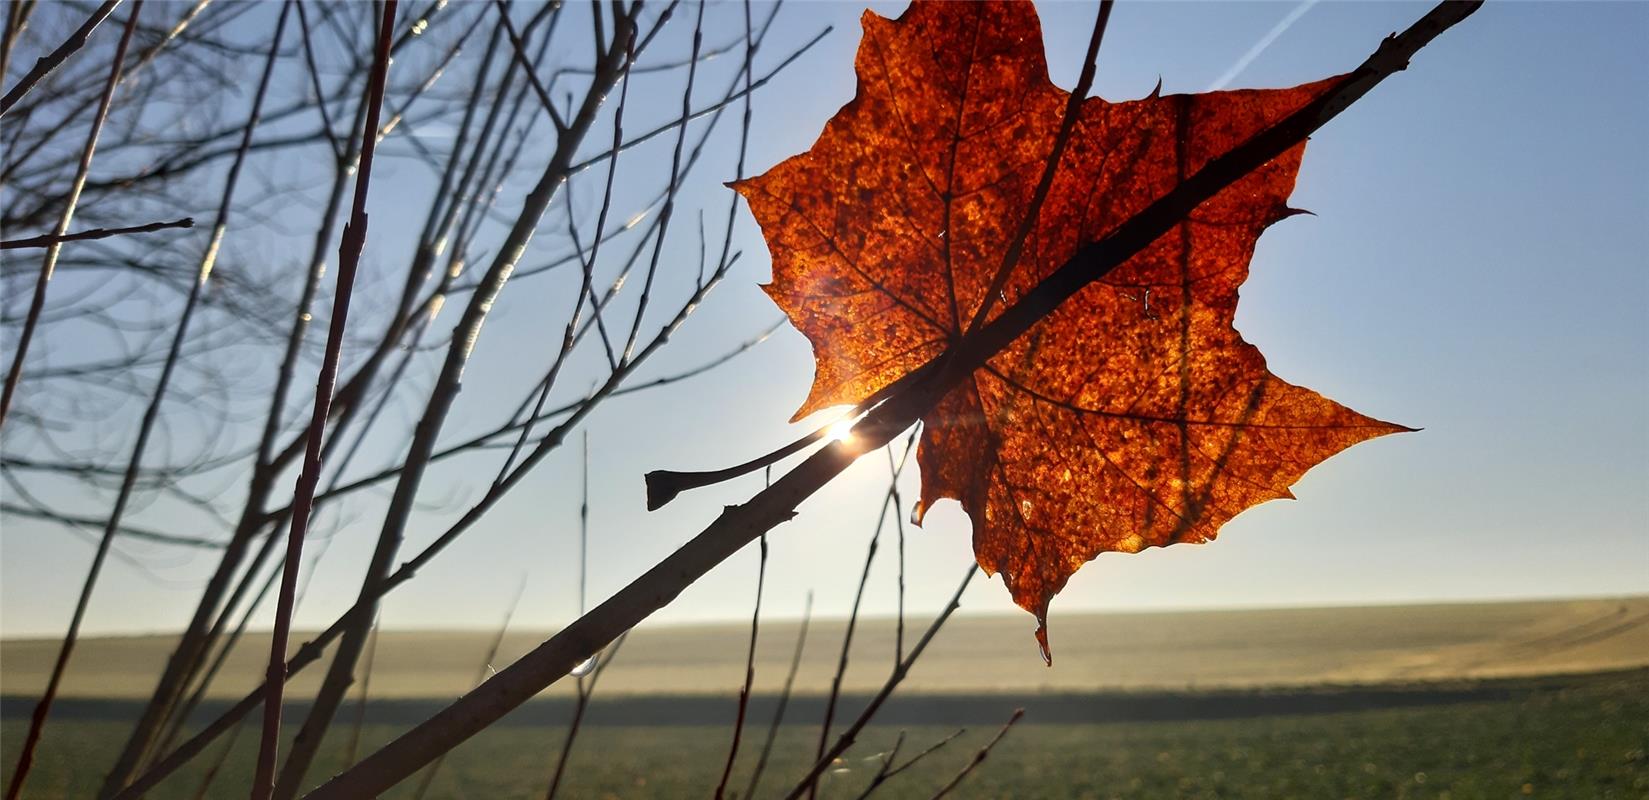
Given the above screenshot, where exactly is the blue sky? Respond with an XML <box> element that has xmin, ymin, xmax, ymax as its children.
<box><xmin>2</xmin><ymin>1</ymin><xmax>1645</xmax><ymax>642</ymax></box>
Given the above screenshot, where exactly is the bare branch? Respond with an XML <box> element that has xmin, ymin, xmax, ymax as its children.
<box><xmin>743</xmin><ymin>587</ymin><xmax>809</xmax><ymax>799</ymax></box>
<box><xmin>928</xmin><ymin>709</ymin><xmax>1025</xmax><ymax>799</ymax></box>
<box><xmin>0</xmin><ymin>0</ymin><xmax>119</xmax><ymax>117</ymax></box>
<box><xmin>491</xmin><ymin>0</ymin><xmax>567</xmax><ymax>134</ymax></box>
<box><xmin>0</xmin><ymin>0</ymin><xmax>136</xmax><ymax>431</ymax></box>
<box><xmin>808</xmin><ymin>429</ymin><xmax>918</xmax><ymax>800</ymax></box>
<box><xmin>850</xmin><ymin>728</ymin><xmax>965</xmax><ymax>800</ymax></box>
<box><xmin>0</xmin><ymin>502</ymin><xmax>224</xmax><ymax>549</ymax></box>
<box><xmin>0</xmin><ymin>217</ymin><xmax>193</xmax><ymax>250</ymax></box>
<box><xmin>785</xmin><ymin>564</ymin><xmax>980</xmax><ymax>800</ymax></box>
<box><xmin>253</xmin><ymin>3</ymin><xmax>397</xmax><ymax>796</ymax></box>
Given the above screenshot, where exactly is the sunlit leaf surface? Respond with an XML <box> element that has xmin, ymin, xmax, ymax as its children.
<box><xmin>735</xmin><ymin>1</ymin><xmax>1407</xmax><ymax>657</ymax></box>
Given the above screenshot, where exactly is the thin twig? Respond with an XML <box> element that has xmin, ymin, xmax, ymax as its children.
<box><xmin>620</xmin><ymin>0</ymin><xmax>703</xmax><ymax>364</ymax></box>
<box><xmin>268</xmin><ymin>7</ymin><xmax>635</xmax><ymax>795</ymax></box>
<box><xmin>928</xmin><ymin>709</ymin><xmax>1025</xmax><ymax>799</ymax></box>
<box><xmin>0</xmin><ymin>1</ymin><xmax>39</xmax><ymax>88</ymax></box>
<box><xmin>556</xmin><ymin>27</ymin><xmax>634</xmax><ymax>370</ymax></box>
<box><xmin>543</xmin><ymin>632</ymin><xmax>628</xmax><ymax>800</ymax></box>
<box><xmin>566</xmin><ymin>23</ymin><xmax>830</xmax><ymax>175</ymax></box>
<box><xmin>189</xmin><ymin>716</ymin><xmax>248</xmax><ymax>800</ymax></box>
<box><xmin>0</xmin><ymin>0</ymin><xmax>134</xmax><ymax>432</ymax></box>
<box><xmin>714</xmin><ymin>378</ymin><xmax>767</xmax><ymax>800</ymax></box>
<box><xmin>850</xmin><ymin>728</ymin><xmax>965</xmax><ymax>800</ymax></box>
<box><xmin>0</xmin><ymin>0</ymin><xmax>119</xmax><ymax>117</ymax></box>
<box><xmin>116</xmin><ymin>238</ymin><xmax>744</xmax><ymax>800</ymax></box>
<box><xmin>0</xmin><ymin>502</ymin><xmax>222</xmax><ymax>549</ymax></box>
<box><xmin>744</xmin><ymin>589</ymin><xmax>810</xmax><ymax>800</ymax></box>
<box><xmin>252</xmin><ymin>3</ymin><xmax>397</xmax><ymax>798</ymax></box>
<box><xmin>0</xmin><ymin>6</ymin><xmax>142</xmax><ymax>796</ymax></box>
<box><xmin>0</xmin><ymin>217</ymin><xmax>193</xmax><ymax>249</ymax></box>
<box><xmin>410</xmin><ymin>578</ymin><xmax>527</xmax><ymax>800</ymax></box>
<box><xmin>501</xmin><ymin>26</ymin><xmax>637</xmax><ymax>479</ymax></box>
<box><xmin>965</xmin><ymin>0</ymin><xmax>1113</xmax><ymax>334</ymax></box>
<box><xmin>890</xmin><ymin>442</ymin><xmax>907</xmax><ymax>663</ymax></box>
<box><xmin>809</xmin><ymin>429</ymin><xmax>918</xmax><ymax>800</ymax></box>
<box><xmin>341</xmin><ymin>616</ymin><xmax>383</xmax><ymax>767</ymax></box>
<box><xmin>491</xmin><ymin>0</ymin><xmax>567</xmax><ymax>134</ymax></box>
<box><xmin>784</xmin><ymin>564</ymin><xmax>980</xmax><ymax>800</ymax></box>
<box><xmin>292</xmin><ymin>0</ymin><xmax>342</xmax><ymax>162</ymax></box>
<box><xmin>542</xmin><ymin>429</ymin><xmax>600</xmax><ymax>800</ymax></box>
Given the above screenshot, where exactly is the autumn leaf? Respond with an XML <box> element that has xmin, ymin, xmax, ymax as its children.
<box><xmin>733</xmin><ymin>0</ymin><xmax>1409</xmax><ymax>659</ymax></box>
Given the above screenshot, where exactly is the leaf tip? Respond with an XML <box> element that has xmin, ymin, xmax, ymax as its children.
<box><xmin>1378</xmin><ymin>417</ymin><xmax>1422</xmax><ymax>435</ymax></box>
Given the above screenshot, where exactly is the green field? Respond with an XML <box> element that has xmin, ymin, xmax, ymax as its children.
<box><xmin>4</xmin><ymin>669</ymin><xmax>1647</xmax><ymax>799</ymax></box>
<box><xmin>5</xmin><ymin>598</ymin><xmax>1646</xmax><ymax>798</ymax></box>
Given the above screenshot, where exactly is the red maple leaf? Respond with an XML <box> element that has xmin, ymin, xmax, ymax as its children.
<box><xmin>734</xmin><ymin>1</ymin><xmax>1408</xmax><ymax>659</ymax></box>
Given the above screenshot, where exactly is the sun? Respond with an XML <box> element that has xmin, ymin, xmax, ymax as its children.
<box><xmin>827</xmin><ymin>418</ymin><xmax>856</xmax><ymax>445</ymax></box>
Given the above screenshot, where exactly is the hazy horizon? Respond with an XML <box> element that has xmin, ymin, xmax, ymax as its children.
<box><xmin>3</xmin><ymin>591</ymin><xmax>1644</xmax><ymax>641</ymax></box>
<box><xmin>7</xmin><ymin>597</ymin><xmax>1644</xmax><ymax>701</ymax></box>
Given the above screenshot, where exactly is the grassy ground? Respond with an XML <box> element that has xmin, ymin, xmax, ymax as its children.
<box><xmin>5</xmin><ymin>669</ymin><xmax>1645</xmax><ymax>799</ymax></box>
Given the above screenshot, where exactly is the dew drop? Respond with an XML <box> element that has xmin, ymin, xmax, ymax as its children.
<box><xmin>1034</xmin><ymin>618</ymin><xmax>1052</xmax><ymax>667</ymax></box>
<box><xmin>570</xmin><ymin>655</ymin><xmax>597</xmax><ymax>677</ymax></box>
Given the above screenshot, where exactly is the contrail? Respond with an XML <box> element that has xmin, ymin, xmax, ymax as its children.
<box><xmin>1207</xmin><ymin>0</ymin><xmax>1322</xmax><ymax>91</ymax></box>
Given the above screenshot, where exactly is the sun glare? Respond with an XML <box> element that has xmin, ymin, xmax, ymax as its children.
<box><xmin>827</xmin><ymin>418</ymin><xmax>857</xmax><ymax>445</ymax></box>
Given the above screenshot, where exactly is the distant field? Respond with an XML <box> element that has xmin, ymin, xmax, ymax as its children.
<box><xmin>3</xmin><ymin>669</ymin><xmax>1646</xmax><ymax>798</ymax></box>
<box><xmin>4</xmin><ymin>598</ymin><xmax>1646</xmax><ymax>798</ymax></box>
<box><xmin>5</xmin><ymin>597</ymin><xmax>1646</xmax><ymax>700</ymax></box>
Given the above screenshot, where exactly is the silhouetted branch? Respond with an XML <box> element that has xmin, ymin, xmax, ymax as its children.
<box><xmin>785</xmin><ymin>564</ymin><xmax>980</xmax><ymax>800</ymax></box>
<box><xmin>2</xmin><ymin>5</ymin><xmax>144</xmax><ymax>795</ymax></box>
<box><xmin>253</xmin><ymin>3</ymin><xmax>396</xmax><ymax>797</ymax></box>
<box><xmin>850</xmin><ymin>728</ymin><xmax>965</xmax><ymax>800</ymax></box>
<box><xmin>341</xmin><ymin>617</ymin><xmax>382</xmax><ymax>768</ymax></box>
<box><xmin>744</xmin><ymin>589</ymin><xmax>810</xmax><ymax>800</ymax></box>
<box><xmin>410</xmin><ymin>578</ymin><xmax>525</xmax><ymax>800</ymax></box>
<box><xmin>0</xmin><ymin>502</ymin><xmax>223</xmax><ymax>549</ymax></box>
<box><xmin>0</xmin><ymin>0</ymin><xmax>136</xmax><ymax>432</ymax></box>
<box><xmin>0</xmin><ymin>0</ymin><xmax>119</xmax><ymax>117</ymax></box>
<box><xmin>928</xmin><ymin>709</ymin><xmax>1025</xmax><ymax>799</ymax></box>
<box><xmin>0</xmin><ymin>217</ymin><xmax>193</xmax><ymax>250</ymax></box>
<box><xmin>543</xmin><ymin>633</ymin><xmax>628</xmax><ymax>800</ymax></box>
<box><xmin>809</xmin><ymin>429</ymin><xmax>918</xmax><ymax>800</ymax></box>
<box><xmin>0</xmin><ymin>1</ymin><xmax>40</xmax><ymax>87</ymax></box>
<box><xmin>714</xmin><ymin>361</ymin><xmax>766</xmax><ymax>800</ymax></box>
<box><xmin>492</xmin><ymin>0</ymin><xmax>567</xmax><ymax>134</ymax></box>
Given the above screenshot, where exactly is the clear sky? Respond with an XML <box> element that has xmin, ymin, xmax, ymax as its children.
<box><xmin>2</xmin><ymin>1</ymin><xmax>1645</xmax><ymax>643</ymax></box>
